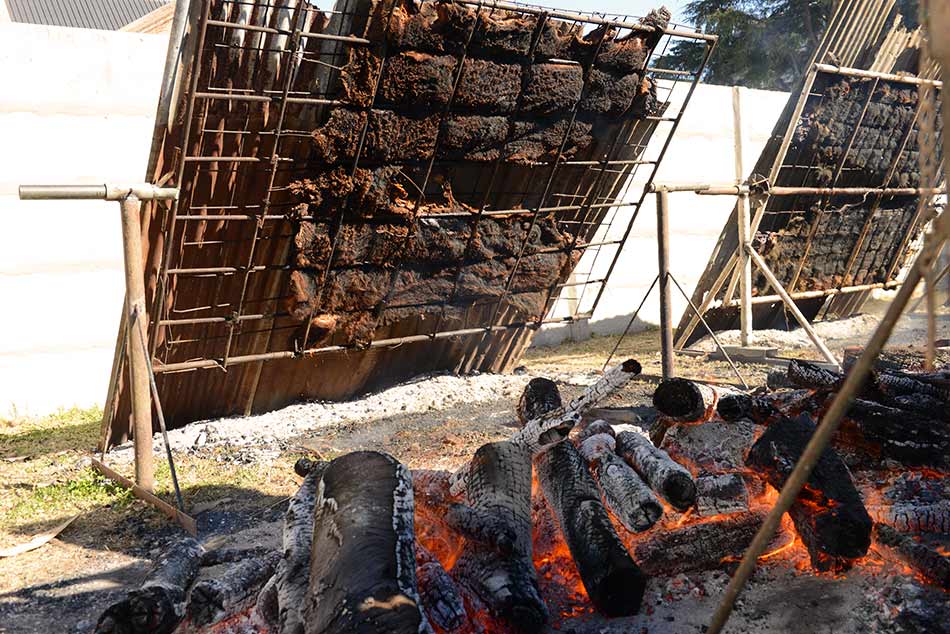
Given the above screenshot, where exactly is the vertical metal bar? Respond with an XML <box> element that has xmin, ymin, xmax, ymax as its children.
<box><xmin>733</xmin><ymin>86</ymin><xmax>752</xmax><ymax>347</ymax></box>
<box><xmin>926</xmin><ymin>249</ymin><xmax>937</xmax><ymax>370</ymax></box>
<box><xmin>656</xmin><ymin>189</ymin><xmax>674</xmax><ymax>379</ymax></box>
<box><xmin>120</xmin><ymin>196</ymin><xmax>155</xmax><ymax>491</ymax></box>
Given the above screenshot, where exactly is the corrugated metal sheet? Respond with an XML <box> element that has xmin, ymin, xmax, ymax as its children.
<box><xmin>5</xmin><ymin>0</ymin><xmax>170</xmax><ymax>30</ymax></box>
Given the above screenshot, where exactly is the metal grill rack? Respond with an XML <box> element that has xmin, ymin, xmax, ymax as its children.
<box><xmin>104</xmin><ymin>0</ymin><xmax>715</xmax><ymax>440</ymax></box>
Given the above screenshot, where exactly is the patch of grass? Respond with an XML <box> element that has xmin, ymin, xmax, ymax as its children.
<box><xmin>0</xmin><ymin>406</ymin><xmax>102</xmax><ymax>459</ymax></box>
<box><xmin>2</xmin><ymin>468</ymin><xmax>134</xmax><ymax>528</ymax></box>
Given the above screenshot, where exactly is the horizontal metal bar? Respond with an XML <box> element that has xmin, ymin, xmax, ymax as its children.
<box><xmin>646</xmin><ymin>66</ymin><xmax>694</xmax><ymax>76</ymax></box>
<box><xmin>158</xmin><ymin>313</ymin><xmax>268</xmax><ymax>326</ymax></box>
<box><xmin>166</xmin><ymin>265</ymin><xmax>285</xmax><ymax>275</ymax></box>
<box><xmin>651</xmin><ymin>182</ymin><xmax>748</xmax><ymax>194</ymax></box>
<box><xmin>153</xmin><ymin>315</ymin><xmax>586</xmax><ymax>373</ymax></box>
<box><xmin>769</xmin><ymin>186</ymin><xmax>946</xmax><ymax>196</ymax></box>
<box><xmin>204</xmin><ymin>18</ymin><xmax>371</xmax><ymax>44</ymax></box>
<box><xmin>814</xmin><ymin>63</ymin><xmax>943</xmax><ymax>87</ymax></box>
<box><xmin>194</xmin><ymin>91</ymin><xmax>340</xmax><ymax>106</ymax></box>
<box><xmin>19</xmin><ymin>184</ymin><xmax>179</xmax><ymax>201</ymax></box>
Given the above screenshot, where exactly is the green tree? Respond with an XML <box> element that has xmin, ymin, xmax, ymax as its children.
<box><xmin>657</xmin><ymin>1</ymin><xmax>834</xmax><ymax>90</ymax></box>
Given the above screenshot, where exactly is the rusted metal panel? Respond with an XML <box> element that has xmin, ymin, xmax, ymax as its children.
<box><xmin>105</xmin><ymin>0</ymin><xmax>713</xmax><ymax>445</ymax></box>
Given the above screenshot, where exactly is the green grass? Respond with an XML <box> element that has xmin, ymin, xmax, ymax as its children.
<box><xmin>0</xmin><ymin>405</ymin><xmax>102</xmax><ymax>459</ymax></box>
<box><xmin>2</xmin><ymin>468</ymin><xmax>134</xmax><ymax>527</ymax></box>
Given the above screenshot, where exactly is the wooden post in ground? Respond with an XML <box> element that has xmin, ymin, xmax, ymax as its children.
<box><xmin>119</xmin><ymin>195</ymin><xmax>154</xmax><ymax>491</ymax></box>
<box><xmin>733</xmin><ymin>86</ymin><xmax>753</xmax><ymax>347</ymax></box>
<box><xmin>656</xmin><ymin>189</ymin><xmax>674</xmax><ymax>379</ymax></box>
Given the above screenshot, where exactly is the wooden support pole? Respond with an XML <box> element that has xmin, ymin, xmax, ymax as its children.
<box><xmin>737</xmin><ymin>192</ymin><xmax>753</xmax><ymax>347</ymax></box>
<box><xmin>745</xmin><ymin>245</ymin><xmax>841</xmax><ymax>370</ymax></box>
<box><xmin>120</xmin><ymin>195</ymin><xmax>154</xmax><ymax>491</ymax></box>
<box><xmin>656</xmin><ymin>189</ymin><xmax>674</xmax><ymax>379</ymax></box>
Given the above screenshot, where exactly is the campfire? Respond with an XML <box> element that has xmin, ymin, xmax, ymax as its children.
<box><xmin>94</xmin><ymin>355</ymin><xmax>949</xmax><ymax>634</ymax></box>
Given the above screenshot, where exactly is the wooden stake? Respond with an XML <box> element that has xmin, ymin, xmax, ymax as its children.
<box><xmin>91</xmin><ymin>458</ymin><xmax>196</xmax><ymax>536</ymax></box>
<box><xmin>120</xmin><ymin>195</ymin><xmax>155</xmax><ymax>491</ymax></box>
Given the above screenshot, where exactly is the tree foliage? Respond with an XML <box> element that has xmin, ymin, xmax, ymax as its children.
<box><xmin>657</xmin><ymin>1</ymin><xmax>834</xmax><ymax>91</ymax></box>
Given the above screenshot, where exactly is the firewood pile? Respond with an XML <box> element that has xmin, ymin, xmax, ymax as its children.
<box><xmin>93</xmin><ymin>353</ymin><xmax>950</xmax><ymax>633</ymax></box>
<box><xmin>286</xmin><ymin>0</ymin><xmax>669</xmax><ymax>345</ymax></box>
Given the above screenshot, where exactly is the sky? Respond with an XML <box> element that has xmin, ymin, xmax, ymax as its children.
<box><xmin>526</xmin><ymin>0</ymin><xmax>691</xmax><ymax>24</ymax></box>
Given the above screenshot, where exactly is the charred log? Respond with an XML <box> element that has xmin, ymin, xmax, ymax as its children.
<box><xmin>633</xmin><ymin>511</ymin><xmax>766</xmax><ymax>576</ymax></box>
<box><xmin>444</xmin><ymin>502</ymin><xmax>517</xmax><ymax>556</ymax></box>
<box><xmin>271</xmin><ymin>460</ymin><xmax>328</xmax><ymax>634</ymax></box>
<box><xmin>535</xmin><ymin>440</ymin><xmax>647</xmax><ymax>617</ymax></box>
<box><xmin>452</xmin><ymin>441</ymin><xmax>548</xmax><ymax>633</ymax></box>
<box><xmin>661</xmin><ymin>420</ymin><xmax>758</xmax><ymax>474</ymax></box>
<box><xmin>574</xmin><ymin>418</ymin><xmax>616</xmax><ymax>443</ymax></box>
<box><xmin>868</xmin><ymin>500</ymin><xmax>950</xmax><ymax>534</ymax></box>
<box><xmin>874</xmin><ymin>524</ymin><xmax>950</xmax><ymax>589</ymax></box>
<box><xmin>516</xmin><ymin>377</ymin><xmax>562</xmax><ymax>428</ymax></box>
<box><xmin>787</xmin><ymin>359</ymin><xmax>843</xmax><ymax>391</ymax></box>
<box><xmin>716</xmin><ymin>389</ymin><xmax>816</xmax><ymax>423</ymax></box>
<box><xmin>746</xmin><ymin>415</ymin><xmax>872</xmax><ymax>572</ymax></box>
<box><xmin>838</xmin><ymin>399</ymin><xmax>950</xmax><ymax>469</ymax></box>
<box><xmin>615</xmin><ymin>429</ymin><xmax>696</xmax><ymax>511</ymax></box>
<box><xmin>187</xmin><ymin>553</ymin><xmax>280</xmax><ymax>627</ymax></box>
<box><xmin>578</xmin><ymin>433</ymin><xmax>662</xmax><ymax>532</ymax></box>
<box><xmin>416</xmin><ymin>542</ymin><xmax>467</xmax><ymax>632</ymax></box>
<box><xmin>653</xmin><ymin>378</ymin><xmax>736</xmax><ymax>423</ymax></box>
<box><xmin>694</xmin><ymin>473</ymin><xmax>752</xmax><ymax>518</ymax></box>
<box><xmin>304</xmin><ymin>451</ymin><xmax>426</xmax><ymax>634</ymax></box>
<box><xmin>95</xmin><ymin>537</ymin><xmax>204</xmax><ymax>634</ymax></box>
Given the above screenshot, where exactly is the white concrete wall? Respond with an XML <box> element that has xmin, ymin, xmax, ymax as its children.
<box><xmin>0</xmin><ymin>24</ymin><xmax>167</xmax><ymax>417</ymax></box>
<box><xmin>536</xmin><ymin>81</ymin><xmax>790</xmax><ymax>345</ymax></box>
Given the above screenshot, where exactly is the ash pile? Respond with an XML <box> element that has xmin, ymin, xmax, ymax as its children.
<box><xmin>93</xmin><ymin>354</ymin><xmax>949</xmax><ymax>634</ymax></box>
<box><xmin>286</xmin><ymin>0</ymin><xmax>667</xmax><ymax>345</ymax></box>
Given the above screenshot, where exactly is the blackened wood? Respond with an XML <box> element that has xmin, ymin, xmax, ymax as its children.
<box><xmin>200</xmin><ymin>546</ymin><xmax>274</xmax><ymax>567</ymax></box>
<box><xmin>786</xmin><ymin>359</ymin><xmax>843</xmax><ymax>391</ymax></box>
<box><xmin>616</xmin><ymin>430</ymin><xmax>696</xmax><ymax>511</ymax></box>
<box><xmin>633</xmin><ymin>512</ymin><xmax>765</xmax><ymax>576</ymax></box>
<box><xmin>187</xmin><ymin>552</ymin><xmax>280</xmax><ymax>626</ymax></box>
<box><xmin>694</xmin><ymin>474</ymin><xmax>751</xmax><ymax>517</ymax></box>
<box><xmin>304</xmin><ymin>451</ymin><xmax>426</xmax><ymax>634</ymax></box>
<box><xmin>535</xmin><ymin>440</ymin><xmax>647</xmax><ymax>617</ymax></box>
<box><xmin>516</xmin><ymin>378</ymin><xmax>562</xmax><ymax>428</ymax></box>
<box><xmin>746</xmin><ymin>415</ymin><xmax>872</xmax><ymax>572</ymax></box>
<box><xmin>452</xmin><ymin>441</ymin><xmax>547</xmax><ymax>634</ymax></box>
<box><xmin>275</xmin><ymin>460</ymin><xmax>328</xmax><ymax>634</ymax></box>
<box><xmin>660</xmin><ymin>420</ymin><xmax>757</xmax><ymax>474</ymax></box>
<box><xmin>867</xmin><ymin>500</ymin><xmax>950</xmax><ymax>534</ymax></box>
<box><xmin>578</xmin><ymin>433</ymin><xmax>662</xmax><ymax>532</ymax></box>
<box><xmin>444</xmin><ymin>502</ymin><xmax>517</xmax><ymax>556</ymax></box>
<box><xmin>573</xmin><ymin>418</ymin><xmax>615</xmax><ymax>443</ymax></box>
<box><xmin>95</xmin><ymin>537</ymin><xmax>204</xmax><ymax>634</ymax></box>
<box><xmin>874</xmin><ymin>524</ymin><xmax>950</xmax><ymax>589</ymax></box>
<box><xmin>653</xmin><ymin>378</ymin><xmax>734</xmax><ymax>423</ymax></box>
<box><xmin>840</xmin><ymin>399</ymin><xmax>950</xmax><ymax>469</ymax></box>
<box><xmin>716</xmin><ymin>390</ymin><xmax>815</xmax><ymax>423</ymax></box>
<box><xmin>416</xmin><ymin>542</ymin><xmax>466</xmax><ymax>632</ymax></box>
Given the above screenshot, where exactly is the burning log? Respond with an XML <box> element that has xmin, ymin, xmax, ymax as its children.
<box><xmin>416</xmin><ymin>542</ymin><xmax>467</xmax><ymax>632</ymax></box>
<box><xmin>838</xmin><ymin>399</ymin><xmax>950</xmax><ymax>469</ymax></box>
<box><xmin>653</xmin><ymin>378</ymin><xmax>737</xmax><ymax>423</ymax></box>
<box><xmin>516</xmin><ymin>377</ymin><xmax>562</xmax><ymax>428</ymax></box>
<box><xmin>187</xmin><ymin>553</ymin><xmax>280</xmax><ymax>627</ymax></box>
<box><xmin>746</xmin><ymin>415</ymin><xmax>873</xmax><ymax>572</ymax></box>
<box><xmin>303</xmin><ymin>451</ymin><xmax>426</xmax><ymax>634</ymax></box>
<box><xmin>868</xmin><ymin>500</ymin><xmax>950</xmax><ymax>534</ymax></box>
<box><xmin>452</xmin><ymin>441</ymin><xmax>548</xmax><ymax>633</ymax></box>
<box><xmin>578</xmin><ymin>433</ymin><xmax>662</xmax><ymax>532</ymax></box>
<box><xmin>787</xmin><ymin>358</ymin><xmax>843</xmax><ymax>391</ymax></box>
<box><xmin>873</xmin><ymin>524</ymin><xmax>950</xmax><ymax>589</ymax></box>
<box><xmin>574</xmin><ymin>418</ymin><xmax>615</xmax><ymax>443</ymax></box>
<box><xmin>615</xmin><ymin>429</ymin><xmax>696</xmax><ymax>511</ymax></box>
<box><xmin>535</xmin><ymin>440</ymin><xmax>647</xmax><ymax>617</ymax></box>
<box><xmin>633</xmin><ymin>511</ymin><xmax>765</xmax><ymax>576</ymax></box>
<box><xmin>694</xmin><ymin>473</ymin><xmax>751</xmax><ymax>518</ymax></box>
<box><xmin>716</xmin><ymin>389</ymin><xmax>816</xmax><ymax>423</ymax></box>
<box><xmin>95</xmin><ymin>537</ymin><xmax>204</xmax><ymax>634</ymax></box>
<box><xmin>450</xmin><ymin>359</ymin><xmax>640</xmax><ymax>502</ymax></box>
<box><xmin>660</xmin><ymin>420</ymin><xmax>757</xmax><ymax>474</ymax></box>
<box><xmin>444</xmin><ymin>502</ymin><xmax>517</xmax><ymax>556</ymax></box>
<box><xmin>262</xmin><ymin>460</ymin><xmax>329</xmax><ymax>634</ymax></box>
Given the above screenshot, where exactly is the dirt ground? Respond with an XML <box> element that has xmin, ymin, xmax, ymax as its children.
<box><xmin>0</xmin><ymin>317</ymin><xmax>943</xmax><ymax>633</ymax></box>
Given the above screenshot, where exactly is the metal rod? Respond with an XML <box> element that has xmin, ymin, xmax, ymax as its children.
<box><xmin>668</xmin><ymin>273</ymin><xmax>748</xmax><ymax>389</ymax></box>
<box><xmin>204</xmin><ymin>18</ymin><xmax>371</xmax><ymax>44</ymax></box>
<box><xmin>746</xmin><ymin>245</ymin><xmax>842</xmax><ymax>368</ymax></box>
<box><xmin>656</xmin><ymin>190</ymin><xmax>674</xmax><ymax>379</ymax></box>
<box><xmin>814</xmin><ymin>62</ymin><xmax>944</xmax><ymax>86</ymax></box>
<box><xmin>19</xmin><ymin>184</ymin><xmax>179</xmax><ymax>201</ymax></box>
<box><xmin>602</xmin><ymin>275</ymin><xmax>659</xmax><ymax>372</ymax></box>
<box><xmin>132</xmin><ymin>307</ymin><xmax>184</xmax><ymax>512</ymax></box>
<box><xmin>119</xmin><ymin>196</ymin><xmax>154</xmax><ymax>491</ymax></box>
<box><xmin>926</xmin><ymin>242</ymin><xmax>938</xmax><ymax>370</ymax></box>
<box><xmin>769</xmin><ymin>185</ymin><xmax>945</xmax><ymax>196</ymax></box>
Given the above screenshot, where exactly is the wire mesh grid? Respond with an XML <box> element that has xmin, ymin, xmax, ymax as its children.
<box><xmin>753</xmin><ymin>67</ymin><xmax>943</xmax><ymax>305</ymax></box>
<box><xmin>142</xmin><ymin>0</ymin><xmax>715</xmax><ymax>377</ymax></box>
